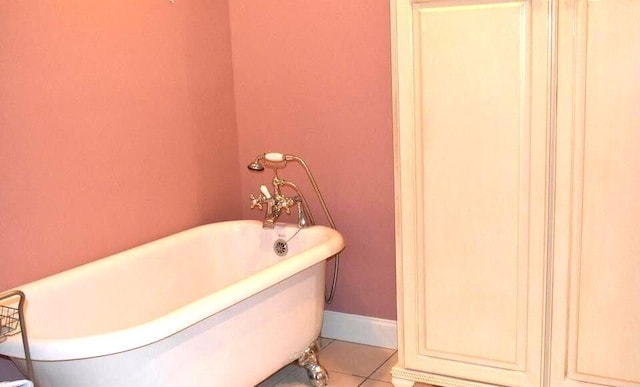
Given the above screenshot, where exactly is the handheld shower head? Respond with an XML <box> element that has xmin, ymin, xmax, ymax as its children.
<box><xmin>247</xmin><ymin>152</ymin><xmax>289</xmax><ymax>171</ymax></box>
<box><xmin>247</xmin><ymin>155</ymin><xmax>265</xmax><ymax>171</ymax></box>
<box><xmin>247</xmin><ymin>160</ymin><xmax>265</xmax><ymax>171</ymax></box>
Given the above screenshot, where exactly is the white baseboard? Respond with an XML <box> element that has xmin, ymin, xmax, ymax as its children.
<box><xmin>321</xmin><ymin>311</ymin><xmax>397</xmax><ymax>349</ymax></box>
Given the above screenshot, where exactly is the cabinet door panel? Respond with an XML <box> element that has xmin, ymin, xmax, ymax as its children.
<box><xmin>552</xmin><ymin>1</ymin><xmax>640</xmax><ymax>386</ymax></box>
<box><xmin>394</xmin><ymin>0</ymin><xmax>549</xmax><ymax>386</ymax></box>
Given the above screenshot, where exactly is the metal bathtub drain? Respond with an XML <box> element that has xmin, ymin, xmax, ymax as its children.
<box><xmin>273</xmin><ymin>239</ymin><xmax>289</xmax><ymax>256</ymax></box>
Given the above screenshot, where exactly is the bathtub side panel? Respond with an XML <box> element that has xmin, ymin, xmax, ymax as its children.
<box><xmin>27</xmin><ymin>263</ymin><xmax>326</xmax><ymax>387</ymax></box>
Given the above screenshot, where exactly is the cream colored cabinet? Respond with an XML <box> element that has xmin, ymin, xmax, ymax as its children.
<box><xmin>551</xmin><ymin>1</ymin><xmax>640</xmax><ymax>386</ymax></box>
<box><xmin>391</xmin><ymin>1</ymin><xmax>640</xmax><ymax>387</ymax></box>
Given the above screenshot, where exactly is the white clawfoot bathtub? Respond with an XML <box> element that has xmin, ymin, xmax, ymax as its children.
<box><xmin>0</xmin><ymin>220</ymin><xmax>344</xmax><ymax>387</ymax></box>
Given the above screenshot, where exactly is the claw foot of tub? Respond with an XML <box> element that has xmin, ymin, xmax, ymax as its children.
<box><xmin>298</xmin><ymin>342</ymin><xmax>329</xmax><ymax>387</ymax></box>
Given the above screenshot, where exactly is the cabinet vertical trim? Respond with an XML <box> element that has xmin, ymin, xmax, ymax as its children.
<box><xmin>543</xmin><ymin>1</ymin><xmax>559</xmax><ymax>386</ymax></box>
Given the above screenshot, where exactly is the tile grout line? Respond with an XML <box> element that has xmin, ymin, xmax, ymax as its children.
<box><xmin>319</xmin><ymin>338</ymin><xmax>335</xmax><ymax>352</ymax></box>
<box><xmin>367</xmin><ymin>350</ymin><xmax>397</xmax><ymax>379</ymax></box>
<box><xmin>353</xmin><ymin>350</ymin><xmax>398</xmax><ymax>386</ymax></box>
<box><xmin>317</xmin><ymin>339</ymin><xmax>397</xmax><ymax>386</ymax></box>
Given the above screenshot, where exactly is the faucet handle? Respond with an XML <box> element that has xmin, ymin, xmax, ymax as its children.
<box><xmin>250</xmin><ymin>185</ymin><xmax>275</xmax><ymax>210</ymax></box>
<box><xmin>249</xmin><ymin>193</ymin><xmax>264</xmax><ymax>210</ymax></box>
<box><xmin>259</xmin><ymin>184</ymin><xmax>272</xmax><ymax>199</ymax></box>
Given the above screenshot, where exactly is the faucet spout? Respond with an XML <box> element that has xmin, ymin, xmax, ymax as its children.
<box><xmin>262</xmin><ymin>200</ymin><xmax>277</xmax><ymax>228</ymax></box>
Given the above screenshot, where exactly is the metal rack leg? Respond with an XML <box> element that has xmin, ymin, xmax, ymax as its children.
<box><xmin>0</xmin><ymin>290</ymin><xmax>34</xmax><ymax>384</ymax></box>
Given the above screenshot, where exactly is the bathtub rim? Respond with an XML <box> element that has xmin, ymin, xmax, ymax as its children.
<box><xmin>0</xmin><ymin>220</ymin><xmax>344</xmax><ymax>361</ymax></box>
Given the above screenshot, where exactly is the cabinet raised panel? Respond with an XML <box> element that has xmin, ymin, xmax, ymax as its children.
<box><xmin>392</xmin><ymin>0</ymin><xmax>548</xmax><ymax>386</ymax></box>
<box><xmin>552</xmin><ymin>1</ymin><xmax>640</xmax><ymax>386</ymax></box>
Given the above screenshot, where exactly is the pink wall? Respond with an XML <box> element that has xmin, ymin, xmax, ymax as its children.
<box><xmin>0</xmin><ymin>1</ymin><xmax>241</xmax><ymax>290</ymax></box>
<box><xmin>229</xmin><ymin>2</ymin><xmax>396</xmax><ymax>319</ymax></box>
<box><xmin>1</xmin><ymin>1</ymin><xmax>397</xmax><ymax>321</ymax></box>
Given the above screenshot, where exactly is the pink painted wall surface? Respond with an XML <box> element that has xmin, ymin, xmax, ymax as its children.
<box><xmin>229</xmin><ymin>2</ymin><xmax>396</xmax><ymax>319</ymax></box>
<box><xmin>0</xmin><ymin>1</ymin><xmax>241</xmax><ymax>290</ymax></box>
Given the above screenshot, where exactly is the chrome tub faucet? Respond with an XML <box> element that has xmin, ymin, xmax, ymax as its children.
<box><xmin>250</xmin><ymin>175</ymin><xmax>312</xmax><ymax>229</ymax></box>
<box><xmin>246</xmin><ymin>152</ymin><xmax>340</xmax><ymax>304</ymax></box>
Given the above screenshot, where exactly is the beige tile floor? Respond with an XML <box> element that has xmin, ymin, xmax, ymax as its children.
<box><xmin>257</xmin><ymin>338</ymin><xmax>433</xmax><ymax>387</ymax></box>
<box><xmin>0</xmin><ymin>339</ymin><xmax>434</xmax><ymax>387</ymax></box>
